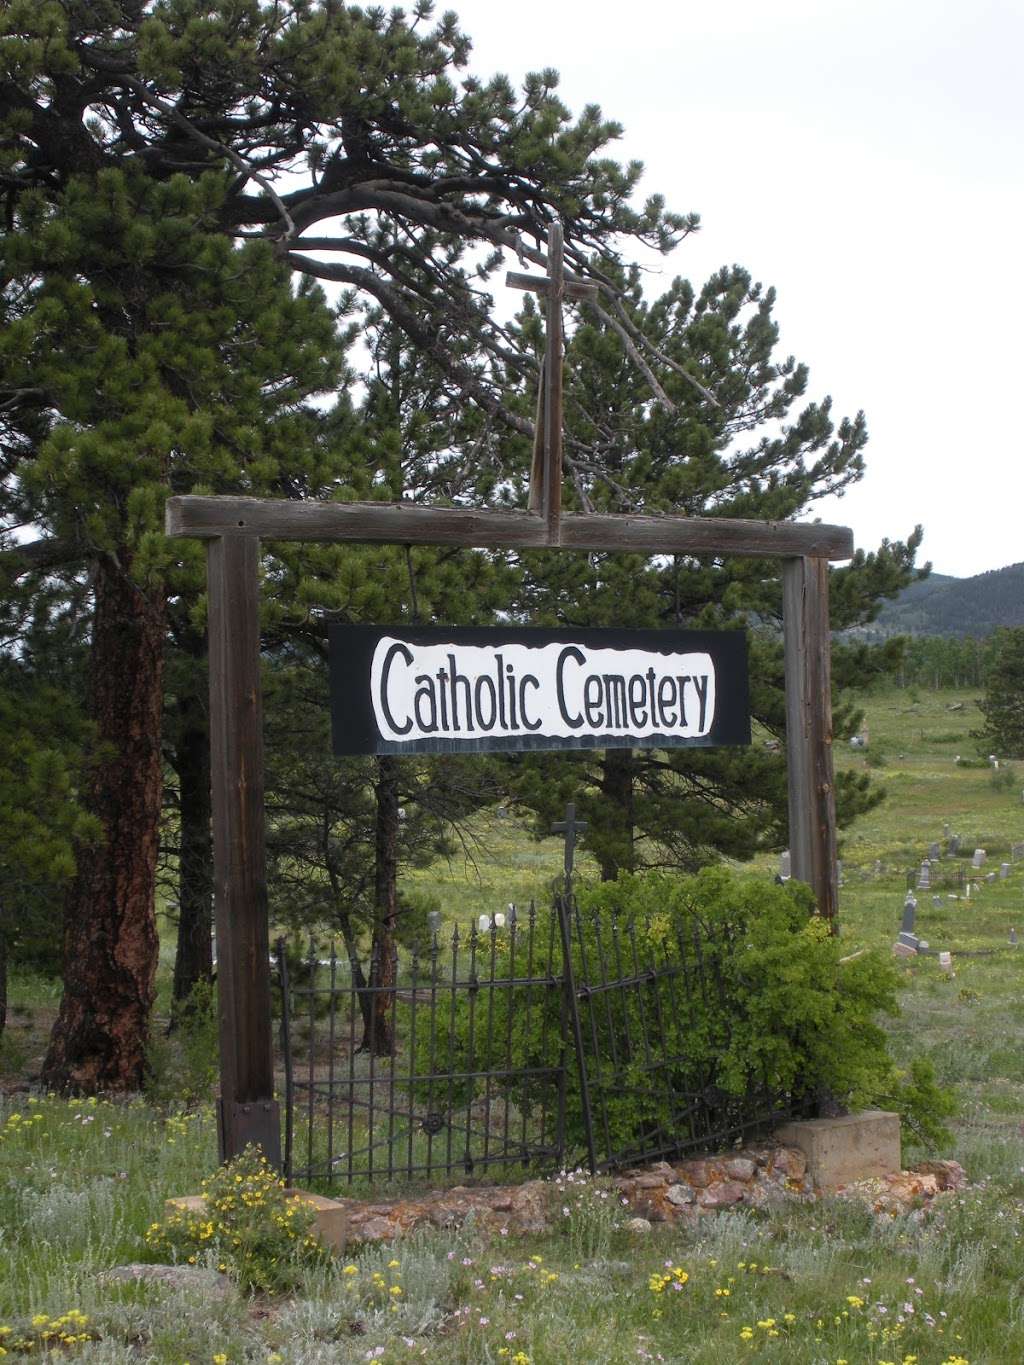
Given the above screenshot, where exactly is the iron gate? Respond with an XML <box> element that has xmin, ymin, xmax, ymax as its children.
<box><xmin>276</xmin><ymin>895</ymin><xmax>811</xmax><ymax>1189</ymax></box>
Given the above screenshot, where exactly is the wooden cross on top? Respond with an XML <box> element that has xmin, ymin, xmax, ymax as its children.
<box><xmin>506</xmin><ymin>221</ymin><xmax>599</xmax><ymax>543</ymax></box>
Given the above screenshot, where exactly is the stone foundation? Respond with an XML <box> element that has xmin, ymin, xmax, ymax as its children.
<box><xmin>773</xmin><ymin>1110</ymin><xmax>901</xmax><ymax>1189</ymax></box>
<box><xmin>166</xmin><ymin>1144</ymin><xmax>966</xmax><ymax>1252</ymax></box>
<box><xmin>323</xmin><ymin>1147</ymin><xmax>964</xmax><ymax>1246</ymax></box>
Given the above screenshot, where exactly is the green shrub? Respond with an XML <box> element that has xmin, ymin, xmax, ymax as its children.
<box><xmin>429</xmin><ymin>868</ymin><xmax>954</xmax><ymax>1160</ymax></box>
<box><xmin>144</xmin><ymin>1144</ymin><xmax>327</xmax><ymax>1292</ymax></box>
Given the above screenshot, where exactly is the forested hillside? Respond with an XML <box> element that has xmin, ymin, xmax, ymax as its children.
<box><xmin>870</xmin><ymin>563</ymin><xmax>1024</xmax><ymax>637</ymax></box>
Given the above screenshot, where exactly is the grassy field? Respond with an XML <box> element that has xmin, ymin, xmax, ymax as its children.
<box><xmin>2</xmin><ymin>684</ymin><xmax>1023</xmax><ymax>1364</ymax></box>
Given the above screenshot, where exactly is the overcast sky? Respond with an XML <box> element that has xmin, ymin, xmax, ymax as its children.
<box><xmin>449</xmin><ymin>0</ymin><xmax>1022</xmax><ymax>578</ymax></box>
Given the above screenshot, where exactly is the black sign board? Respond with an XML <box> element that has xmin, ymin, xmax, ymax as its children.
<box><xmin>330</xmin><ymin>626</ymin><xmax>750</xmax><ymax>756</ymax></box>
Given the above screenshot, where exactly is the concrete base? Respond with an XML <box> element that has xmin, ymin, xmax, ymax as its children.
<box><xmin>166</xmin><ymin>1188</ymin><xmax>347</xmax><ymax>1254</ymax></box>
<box><xmin>773</xmin><ymin>1110</ymin><xmax>901</xmax><ymax>1189</ymax></box>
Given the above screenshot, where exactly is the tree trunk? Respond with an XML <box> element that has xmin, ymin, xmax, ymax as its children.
<box><xmin>595</xmin><ymin>748</ymin><xmax>636</xmax><ymax>881</ymax></box>
<box><xmin>41</xmin><ymin>556</ymin><xmax>164</xmax><ymax>1092</ymax></box>
<box><xmin>171</xmin><ymin>694</ymin><xmax>213</xmax><ymax>1014</ymax></box>
<box><xmin>361</xmin><ymin>755</ymin><xmax>399</xmax><ymax>1055</ymax></box>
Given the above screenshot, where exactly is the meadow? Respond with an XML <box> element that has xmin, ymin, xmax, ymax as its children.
<box><xmin>1</xmin><ymin>684</ymin><xmax>1023</xmax><ymax>1364</ymax></box>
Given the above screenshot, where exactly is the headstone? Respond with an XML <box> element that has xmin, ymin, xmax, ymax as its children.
<box><xmin>477</xmin><ymin>914</ymin><xmax>491</xmax><ymax>933</ymax></box>
<box><xmin>949</xmin><ymin>834</ymin><xmax>961</xmax><ymax>855</ymax></box>
<box><xmin>427</xmin><ymin>910</ymin><xmax>442</xmax><ymax>937</ymax></box>
<box><xmin>493</xmin><ymin>912</ymin><xmax>506</xmax><ymax>929</ymax></box>
<box><xmin>1000</xmin><ymin>863</ymin><xmax>1010</xmax><ymax>880</ymax></box>
<box><xmin>986</xmin><ymin>871</ymin><xmax>996</xmax><ymax>883</ymax></box>
<box><xmin>1012</xmin><ymin>842</ymin><xmax>1024</xmax><ymax>862</ymax></box>
<box><xmin>943</xmin><ymin>822</ymin><xmax>951</xmax><ymax>839</ymax></box>
<box><xmin>1010</xmin><ymin>927</ymin><xmax>1019</xmax><ymax>946</ymax></box>
<box><xmin>938</xmin><ymin>950</ymin><xmax>953</xmax><ymax>974</ymax></box>
<box><xmin>779</xmin><ymin>850</ymin><xmax>791</xmax><ymax>881</ymax></box>
<box><xmin>874</xmin><ymin>858</ymin><xmax>882</xmax><ymax>875</ymax></box>
<box><xmin>928</xmin><ymin>842</ymin><xmax>940</xmax><ymax>861</ymax></box>
<box><xmin>895</xmin><ymin>893</ymin><xmax>920</xmax><ymax>954</ymax></box>
<box><xmin>972</xmin><ymin>848</ymin><xmax>986</xmax><ymax>869</ymax></box>
<box><xmin>932</xmin><ymin>895</ymin><xmax>943</xmax><ymax>908</ymax></box>
<box><xmin>917</xmin><ymin>861</ymin><xmax>931</xmax><ymax>890</ymax></box>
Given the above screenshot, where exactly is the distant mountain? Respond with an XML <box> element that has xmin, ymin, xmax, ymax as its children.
<box><xmin>869</xmin><ymin>563</ymin><xmax>1024</xmax><ymax>637</ymax></box>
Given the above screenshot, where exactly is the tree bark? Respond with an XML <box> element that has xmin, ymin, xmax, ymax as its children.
<box><xmin>595</xmin><ymin>748</ymin><xmax>636</xmax><ymax>881</ymax></box>
<box><xmin>361</xmin><ymin>755</ymin><xmax>399</xmax><ymax>1055</ymax></box>
<box><xmin>170</xmin><ymin>693</ymin><xmax>214</xmax><ymax>1013</ymax></box>
<box><xmin>41</xmin><ymin>555</ymin><xmax>164</xmax><ymax>1092</ymax></box>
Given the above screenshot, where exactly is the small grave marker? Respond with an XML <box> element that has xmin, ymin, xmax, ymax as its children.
<box><xmin>972</xmin><ymin>848</ymin><xmax>986</xmax><ymax>869</ymax></box>
<box><xmin>928</xmin><ymin>841</ymin><xmax>940</xmax><ymax>861</ymax></box>
<box><xmin>917</xmin><ymin>860</ymin><xmax>932</xmax><ymax>890</ymax></box>
<box><xmin>779</xmin><ymin>850</ymin><xmax>791</xmax><ymax>881</ymax></box>
<box><xmin>949</xmin><ymin>834</ymin><xmax>961</xmax><ymax>855</ymax></box>
<box><xmin>1000</xmin><ymin>862</ymin><xmax>1010</xmax><ymax>880</ymax></box>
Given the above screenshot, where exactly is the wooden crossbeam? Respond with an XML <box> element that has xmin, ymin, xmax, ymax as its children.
<box><xmin>505</xmin><ymin>271</ymin><xmax>598</xmax><ymax>301</ymax></box>
<box><xmin>165</xmin><ymin>495</ymin><xmax>855</xmax><ymax>560</ymax></box>
<box><xmin>506</xmin><ymin>221</ymin><xmax>599</xmax><ymax>541</ymax></box>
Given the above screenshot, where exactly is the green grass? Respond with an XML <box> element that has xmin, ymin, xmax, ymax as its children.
<box><xmin>2</xmin><ymin>683</ymin><xmax>1024</xmax><ymax>1362</ymax></box>
<box><xmin>1</xmin><ymin>1095</ymin><xmax>1020</xmax><ymax>1362</ymax></box>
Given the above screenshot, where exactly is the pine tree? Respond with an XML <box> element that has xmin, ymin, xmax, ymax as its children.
<box><xmin>0</xmin><ymin>653</ymin><xmax>97</xmax><ymax>1041</ymax></box>
<box><xmin>973</xmin><ymin>628</ymin><xmax>1024</xmax><ymax>759</ymax></box>
<box><xmin>1</xmin><ymin>1</ymin><xmax>683</xmax><ymax>1088</ymax></box>
<box><xmin>260</xmin><ymin>312</ymin><xmax>517</xmax><ymax>1053</ymax></box>
<box><xmin>0</xmin><ymin>167</ymin><xmax>344</xmax><ymax>1088</ymax></box>
<box><xmin>491</xmin><ymin>267</ymin><xmax>923</xmax><ymax>876</ymax></box>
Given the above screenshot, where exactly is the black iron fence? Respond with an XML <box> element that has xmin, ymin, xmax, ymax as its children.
<box><xmin>276</xmin><ymin>895</ymin><xmax>813</xmax><ymax>1191</ymax></box>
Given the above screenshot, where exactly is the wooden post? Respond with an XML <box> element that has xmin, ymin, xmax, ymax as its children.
<box><xmin>207</xmin><ymin>534</ymin><xmax>281</xmax><ymax>1165</ymax></box>
<box><xmin>782</xmin><ymin>555</ymin><xmax>839</xmax><ymax>927</ymax></box>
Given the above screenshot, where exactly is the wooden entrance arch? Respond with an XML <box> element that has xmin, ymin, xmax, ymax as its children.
<box><xmin>165</xmin><ymin>224</ymin><xmax>852</xmax><ymax>1163</ymax></box>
